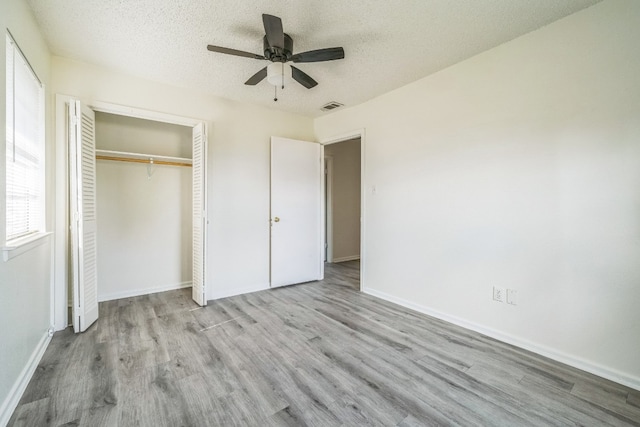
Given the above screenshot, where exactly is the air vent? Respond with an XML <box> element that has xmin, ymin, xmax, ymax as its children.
<box><xmin>321</xmin><ymin>101</ymin><xmax>344</xmax><ymax>112</ymax></box>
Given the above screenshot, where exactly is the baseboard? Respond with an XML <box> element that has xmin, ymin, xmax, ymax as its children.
<box><xmin>0</xmin><ymin>329</ymin><xmax>52</xmax><ymax>426</ymax></box>
<box><xmin>210</xmin><ymin>283</ymin><xmax>270</xmax><ymax>300</ymax></box>
<box><xmin>98</xmin><ymin>281</ymin><xmax>192</xmax><ymax>302</ymax></box>
<box><xmin>362</xmin><ymin>287</ymin><xmax>640</xmax><ymax>392</ymax></box>
<box><xmin>330</xmin><ymin>255</ymin><xmax>360</xmax><ymax>263</ymax></box>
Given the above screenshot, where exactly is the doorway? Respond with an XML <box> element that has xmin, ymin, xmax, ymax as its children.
<box><xmin>322</xmin><ymin>134</ymin><xmax>363</xmax><ymax>291</ymax></box>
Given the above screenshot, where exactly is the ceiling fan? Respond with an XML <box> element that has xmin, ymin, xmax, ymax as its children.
<box><xmin>207</xmin><ymin>14</ymin><xmax>345</xmax><ymax>95</ymax></box>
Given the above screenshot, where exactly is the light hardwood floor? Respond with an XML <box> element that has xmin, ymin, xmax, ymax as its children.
<box><xmin>9</xmin><ymin>261</ymin><xmax>640</xmax><ymax>426</ymax></box>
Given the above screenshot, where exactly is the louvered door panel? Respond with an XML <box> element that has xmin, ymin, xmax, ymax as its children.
<box><xmin>191</xmin><ymin>123</ymin><xmax>206</xmax><ymax>306</ymax></box>
<box><xmin>70</xmin><ymin>101</ymin><xmax>99</xmax><ymax>332</ymax></box>
<box><xmin>79</xmin><ymin>108</ymin><xmax>98</xmax><ymax>330</ymax></box>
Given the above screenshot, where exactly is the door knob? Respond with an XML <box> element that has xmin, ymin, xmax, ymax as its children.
<box><xmin>273</xmin><ymin>217</ymin><xmax>280</xmax><ymax>222</ymax></box>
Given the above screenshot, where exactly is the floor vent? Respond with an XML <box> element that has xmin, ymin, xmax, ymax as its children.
<box><xmin>321</xmin><ymin>101</ymin><xmax>344</xmax><ymax>112</ymax></box>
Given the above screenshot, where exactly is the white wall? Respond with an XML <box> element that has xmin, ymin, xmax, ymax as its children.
<box><xmin>51</xmin><ymin>56</ymin><xmax>315</xmax><ymax>308</ymax></box>
<box><xmin>95</xmin><ymin>113</ymin><xmax>193</xmax><ymax>301</ymax></box>
<box><xmin>0</xmin><ymin>0</ymin><xmax>53</xmax><ymax>422</ymax></box>
<box><xmin>315</xmin><ymin>0</ymin><xmax>640</xmax><ymax>389</ymax></box>
<box><xmin>325</xmin><ymin>138</ymin><xmax>361</xmax><ymax>261</ymax></box>
<box><xmin>96</xmin><ymin>112</ymin><xmax>192</xmax><ymax>157</ymax></box>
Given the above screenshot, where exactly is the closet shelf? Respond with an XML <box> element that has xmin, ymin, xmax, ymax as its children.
<box><xmin>95</xmin><ymin>149</ymin><xmax>192</xmax><ymax>167</ymax></box>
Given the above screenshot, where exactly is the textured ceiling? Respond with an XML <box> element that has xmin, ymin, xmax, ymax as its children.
<box><xmin>27</xmin><ymin>0</ymin><xmax>601</xmax><ymax>118</ymax></box>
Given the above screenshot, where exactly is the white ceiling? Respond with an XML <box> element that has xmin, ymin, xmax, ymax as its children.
<box><xmin>27</xmin><ymin>0</ymin><xmax>601</xmax><ymax>118</ymax></box>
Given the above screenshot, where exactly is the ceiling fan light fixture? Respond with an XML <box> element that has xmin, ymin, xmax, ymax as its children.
<box><xmin>267</xmin><ymin>62</ymin><xmax>292</xmax><ymax>87</ymax></box>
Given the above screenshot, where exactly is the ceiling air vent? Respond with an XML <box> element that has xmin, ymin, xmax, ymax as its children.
<box><xmin>321</xmin><ymin>101</ymin><xmax>344</xmax><ymax>112</ymax></box>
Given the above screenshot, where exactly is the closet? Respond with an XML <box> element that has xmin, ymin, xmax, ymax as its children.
<box><xmin>94</xmin><ymin>112</ymin><xmax>193</xmax><ymax>302</ymax></box>
<box><xmin>65</xmin><ymin>99</ymin><xmax>207</xmax><ymax>332</ymax></box>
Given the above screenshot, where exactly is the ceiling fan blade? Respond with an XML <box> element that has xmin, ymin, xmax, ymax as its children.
<box><xmin>262</xmin><ymin>14</ymin><xmax>284</xmax><ymax>49</ymax></box>
<box><xmin>291</xmin><ymin>66</ymin><xmax>318</xmax><ymax>89</ymax></box>
<box><xmin>291</xmin><ymin>47</ymin><xmax>344</xmax><ymax>63</ymax></box>
<box><xmin>245</xmin><ymin>67</ymin><xmax>268</xmax><ymax>85</ymax></box>
<box><xmin>207</xmin><ymin>45</ymin><xmax>264</xmax><ymax>60</ymax></box>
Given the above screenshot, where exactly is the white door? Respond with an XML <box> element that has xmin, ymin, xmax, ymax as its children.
<box><xmin>192</xmin><ymin>123</ymin><xmax>207</xmax><ymax>305</ymax></box>
<box><xmin>69</xmin><ymin>100</ymin><xmax>99</xmax><ymax>332</ymax></box>
<box><xmin>270</xmin><ymin>137</ymin><xmax>323</xmax><ymax>288</ymax></box>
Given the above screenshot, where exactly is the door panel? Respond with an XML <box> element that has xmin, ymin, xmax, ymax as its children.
<box><xmin>270</xmin><ymin>137</ymin><xmax>322</xmax><ymax>288</ymax></box>
<box><xmin>192</xmin><ymin>122</ymin><xmax>207</xmax><ymax>305</ymax></box>
<box><xmin>69</xmin><ymin>100</ymin><xmax>99</xmax><ymax>332</ymax></box>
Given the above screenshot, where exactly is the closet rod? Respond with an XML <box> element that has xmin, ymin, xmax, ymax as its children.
<box><xmin>96</xmin><ymin>155</ymin><xmax>192</xmax><ymax>167</ymax></box>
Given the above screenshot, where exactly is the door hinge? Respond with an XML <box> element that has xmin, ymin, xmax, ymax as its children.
<box><xmin>71</xmin><ymin>114</ymin><xmax>79</xmax><ymax>126</ymax></box>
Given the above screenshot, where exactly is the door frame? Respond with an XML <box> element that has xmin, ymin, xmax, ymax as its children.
<box><xmin>53</xmin><ymin>98</ymin><xmax>208</xmax><ymax>330</ymax></box>
<box><xmin>324</xmin><ymin>155</ymin><xmax>333</xmax><ymax>262</ymax></box>
<box><xmin>320</xmin><ymin>129</ymin><xmax>366</xmax><ymax>291</ymax></box>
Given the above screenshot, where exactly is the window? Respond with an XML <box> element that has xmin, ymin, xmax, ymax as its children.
<box><xmin>5</xmin><ymin>32</ymin><xmax>45</xmax><ymax>243</ymax></box>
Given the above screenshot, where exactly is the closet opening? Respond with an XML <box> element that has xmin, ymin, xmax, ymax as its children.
<box><xmin>94</xmin><ymin>112</ymin><xmax>193</xmax><ymax>302</ymax></box>
<box><xmin>56</xmin><ymin>97</ymin><xmax>208</xmax><ymax>332</ymax></box>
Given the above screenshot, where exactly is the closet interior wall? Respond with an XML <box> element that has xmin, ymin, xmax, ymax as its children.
<box><xmin>95</xmin><ymin>112</ymin><xmax>193</xmax><ymax>301</ymax></box>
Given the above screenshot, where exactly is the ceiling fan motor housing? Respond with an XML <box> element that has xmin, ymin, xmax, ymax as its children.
<box><xmin>264</xmin><ymin>34</ymin><xmax>293</xmax><ymax>62</ymax></box>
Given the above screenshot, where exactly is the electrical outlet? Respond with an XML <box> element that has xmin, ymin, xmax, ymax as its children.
<box><xmin>507</xmin><ymin>289</ymin><xmax>518</xmax><ymax>305</ymax></box>
<box><xmin>493</xmin><ymin>286</ymin><xmax>505</xmax><ymax>303</ymax></box>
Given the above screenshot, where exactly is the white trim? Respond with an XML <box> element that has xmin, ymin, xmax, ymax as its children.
<box><xmin>211</xmin><ymin>283</ymin><xmax>270</xmax><ymax>300</ymax></box>
<box><xmin>317</xmin><ymin>143</ymin><xmax>324</xmax><ymax>282</ymax></box>
<box><xmin>324</xmin><ymin>156</ymin><xmax>333</xmax><ymax>263</ymax></box>
<box><xmin>363</xmin><ymin>287</ymin><xmax>640</xmax><ymax>392</ymax></box>
<box><xmin>330</xmin><ymin>255</ymin><xmax>360</xmax><ymax>263</ymax></box>
<box><xmin>320</xmin><ymin>129</ymin><xmax>366</xmax><ymax>292</ymax></box>
<box><xmin>90</xmin><ymin>101</ymin><xmax>203</xmax><ymax>127</ymax></box>
<box><xmin>54</xmin><ymin>95</ymin><xmax>73</xmax><ymax>331</ymax></box>
<box><xmin>98</xmin><ymin>281</ymin><xmax>192</xmax><ymax>302</ymax></box>
<box><xmin>0</xmin><ymin>330</ymin><xmax>51</xmax><ymax>426</ymax></box>
<box><xmin>2</xmin><ymin>232</ymin><xmax>52</xmax><ymax>262</ymax></box>
<box><xmin>320</xmin><ymin>129</ymin><xmax>366</xmax><ymax>146</ymax></box>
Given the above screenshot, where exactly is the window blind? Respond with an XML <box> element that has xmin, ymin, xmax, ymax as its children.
<box><xmin>5</xmin><ymin>33</ymin><xmax>45</xmax><ymax>242</ymax></box>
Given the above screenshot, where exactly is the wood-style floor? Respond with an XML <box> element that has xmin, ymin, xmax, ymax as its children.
<box><xmin>9</xmin><ymin>261</ymin><xmax>640</xmax><ymax>426</ymax></box>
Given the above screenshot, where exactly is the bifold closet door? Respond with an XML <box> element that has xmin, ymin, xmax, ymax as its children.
<box><xmin>69</xmin><ymin>100</ymin><xmax>99</xmax><ymax>332</ymax></box>
<box><xmin>192</xmin><ymin>122</ymin><xmax>207</xmax><ymax>306</ymax></box>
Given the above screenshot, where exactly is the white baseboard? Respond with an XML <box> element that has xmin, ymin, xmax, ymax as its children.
<box><xmin>210</xmin><ymin>283</ymin><xmax>270</xmax><ymax>300</ymax></box>
<box><xmin>98</xmin><ymin>281</ymin><xmax>192</xmax><ymax>302</ymax></box>
<box><xmin>362</xmin><ymin>287</ymin><xmax>640</xmax><ymax>392</ymax></box>
<box><xmin>330</xmin><ymin>255</ymin><xmax>360</xmax><ymax>263</ymax></box>
<box><xmin>0</xmin><ymin>329</ymin><xmax>52</xmax><ymax>426</ymax></box>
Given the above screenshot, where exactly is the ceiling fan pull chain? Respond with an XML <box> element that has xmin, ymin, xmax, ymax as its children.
<box><xmin>274</xmin><ymin>85</ymin><xmax>278</xmax><ymax>102</ymax></box>
<box><xmin>282</xmin><ymin>62</ymin><xmax>285</xmax><ymax>89</ymax></box>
